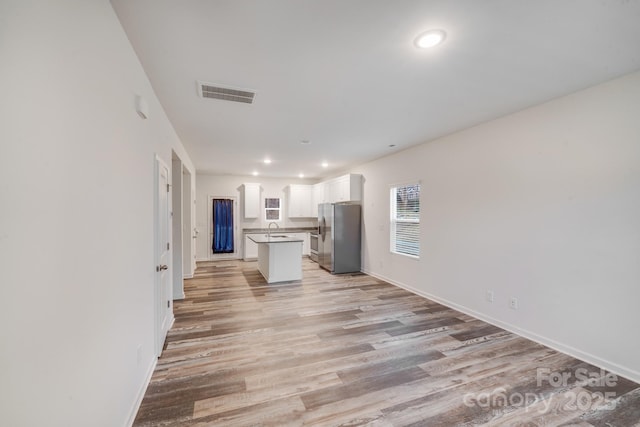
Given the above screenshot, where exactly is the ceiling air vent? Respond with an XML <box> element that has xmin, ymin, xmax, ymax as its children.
<box><xmin>197</xmin><ymin>82</ymin><xmax>255</xmax><ymax>104</ymax></box>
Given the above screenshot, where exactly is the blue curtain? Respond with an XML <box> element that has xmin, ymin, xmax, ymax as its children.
<box><xmin>212</xmin><ymin>199</ymin><xmax>234</xmax><ymax>253</ymax></box>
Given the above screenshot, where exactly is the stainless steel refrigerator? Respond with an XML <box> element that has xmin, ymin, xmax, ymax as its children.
<box><xmin>318</xmin><ymin>203</ymin><xmax>361</xmax><ymax>273</ymax></box>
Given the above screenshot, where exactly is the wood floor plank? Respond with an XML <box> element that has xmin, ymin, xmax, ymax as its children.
<box><xmin>132</xmin><ymin>259</ymin><xmax>640</xmax><ymax>426</ymax></box>
<box><xmin>193</xmin><ymin>371</ymin><xmax>341</xmax><ymax>419</ymax></box>
<box><xmin>300</xmin><ymin>366</ymin><xmax>431</xmax><ymax>410</ymax></box>
<box><xmin>336</xmin><ymin>351</ymin><xmax>444</xmax><ymax>383</ymax></box>
<box><xmin>189</xmin><ymin>395</ymin><xmax>307</xmax><ymax>427</ymax></box>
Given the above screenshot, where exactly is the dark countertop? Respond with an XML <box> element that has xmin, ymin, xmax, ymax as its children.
<box><xmin>243</xmin><ymin>227</ymin><xmax>317</xmax><ymax>234</ymax></box>
<box><xmin>247</xmin><ymin>234</ymin><xmax>304</xmax><ymax>244</ymax></box>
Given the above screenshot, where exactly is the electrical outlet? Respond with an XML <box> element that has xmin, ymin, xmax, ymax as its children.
<box><xmin>510</xmin><ymin>297</ymin><xmax>519</xmax><ymax>310</ymax></box>
<box><xmin>486</xmin><ymin>290</ymin><xmax>494</xmax><ymax>303</ymax></box>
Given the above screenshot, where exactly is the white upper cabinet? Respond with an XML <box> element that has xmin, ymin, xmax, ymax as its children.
<box><xmin>323</xmin><ymin>174</ymin><xmax>362</xmax><ymax>203</ymax></box>
<box><xmin>287</xmin><ymin>184</ymin><xmax>313</xmax><ymax>218</ymax></box>
<box><xmin>287</xmin><ymin>174</ymin><xmax>362</xmax><ymax>217</ymax></box>
<box><xmin>243</xmin><ymin>183</ymin><xmax>261</xmax><ymax>218</ymax></box>
<box><xmin>312</xmin><ymin>183</ymin><xmax>325</xmax><ymax>215</ymax></box>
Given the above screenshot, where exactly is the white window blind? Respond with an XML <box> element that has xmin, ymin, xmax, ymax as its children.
<box><xmin>390</xmin><ymin>183</ymin><xmax>420</xmax><ymax>258</ymax></box>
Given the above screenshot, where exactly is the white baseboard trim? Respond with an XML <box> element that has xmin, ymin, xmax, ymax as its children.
<box><xmin>183</xmin><ymin>273</ymin><xmax>193</xmax><ymax>279</ymax></box>
<box><xmin>197</xmin><ymin>255</ymin><xmax>243</xmax><ymax>262</ymax></box>
<box><xmin>125</xmin><ymin>315</ymin><xmax>175</xmax><ymax>426</ymax></box>
<box><xmin>210</xmin><ymin>254</ymin><xmax>242</xmax><ymax>261</ymax></box>
<box><xmin>363</xmin><ymin>268</ymin><xmax>640</xmax><ymax>385</ymax></box>
<box><xmin>126</xmin><ymin>355</ymin><xmax>157</xmax><ymax>427</ymax></box>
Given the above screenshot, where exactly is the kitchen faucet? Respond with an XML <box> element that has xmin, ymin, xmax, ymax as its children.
<box><xmin>267</xmin><ymin>221</ymin><xmax>279</xmax><ymax>238</ymax></box>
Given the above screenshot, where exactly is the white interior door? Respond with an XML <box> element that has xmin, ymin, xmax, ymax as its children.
<box><xmin>155</xmin><ymin>155</ymin><xmax>172</xmax><ymax>356</ymax></box>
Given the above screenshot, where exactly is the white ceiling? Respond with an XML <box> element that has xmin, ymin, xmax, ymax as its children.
<box><xmin>111</xmin><ymin>0</ymin><xmax>640</xmax><ymax>179</ymax></box>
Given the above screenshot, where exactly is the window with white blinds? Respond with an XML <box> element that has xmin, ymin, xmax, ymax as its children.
<box><xmin>390</xmin><ymin>183</ymin><xmax>420</xmax><ymax>258</ymax></box>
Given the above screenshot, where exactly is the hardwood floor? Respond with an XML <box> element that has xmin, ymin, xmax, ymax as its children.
<box><xmin>133</xmin><ymin>259</ymin><xmax>640</xmax><ymax>426</ymax></box>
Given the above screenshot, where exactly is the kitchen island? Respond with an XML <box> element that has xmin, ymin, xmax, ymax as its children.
<box><xmin>247</xmin><ymin>234</ymin><xmax>304</xmax><ymax>283</ymax></box>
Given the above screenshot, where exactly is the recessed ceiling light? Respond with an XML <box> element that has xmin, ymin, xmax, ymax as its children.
<box><xmin>389</xmin><ymin>144</ymin><xmax>396</xmax><ymax>148</ymax></box>
<box><xmin>299</xmin><ymin>173</ymin><xmax>305</xmax><ymax>178</ymax></box>
<box><xmin>263</xmin><ymin>158</ymin><xmax>272</xmax><ymax>165</ymax></box>
<box><xmin>300</xmin><ymin>140</ymin><xmax>311</xmax><ymax>145</ymax></box>
<box><xmin>414</xmin><ymin>29</ymin><xmax>446</xmax><ymax>49</ymax></box>
<box><xmin>321</xmin><ymin>162</ymin><xmax>328</xmax><ymax>168</ymax></box>
<box><xmin>252</xmin><ymin>171</ymin><xmax>259</xmax><ymax>176</ymax></box>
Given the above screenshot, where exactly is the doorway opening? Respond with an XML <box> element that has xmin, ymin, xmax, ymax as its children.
<box><xmin>212</xmin><ymin>198</ymin><xmax>234</xmax><ymax>253</ymax></box>
<box><xmin>208</xmin><ymin>195</ymin><xmax>238</xmax><ymax>259</ymax></box>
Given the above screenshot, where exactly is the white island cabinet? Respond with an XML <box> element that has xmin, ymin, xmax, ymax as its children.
<box><xmin>248</xmin><ymin>235</ymin><xmax>304</xmax><ymax>283</ymax></box>
<box><xmin>286</xmin><ymin>232</ymin><xmax>310</xmax><ymax>255</ymax></box>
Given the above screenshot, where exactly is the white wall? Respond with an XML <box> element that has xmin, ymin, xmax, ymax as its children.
<box><xmin>352</xmin><ymin>71</ymin><xmax>640</xmax><ymax>383</ymax></box>
<box><xmin>182</xmin><ymin>167</ymin><xmax>195</xmax><ymax>278</ymax></box>
<box><xmin>171</xmin><ymin>154</ymin><xmax>185</xmax><ymax>299</ymax></box>
<box><xmin>196</xmin><ymin>174</ymin><xmax>317</xmax><ymax>260</ymax></box>
<box><xmin>0</xmin><ymin>1</ymin><xmax>195</xmax><ymax>426</ymax></box>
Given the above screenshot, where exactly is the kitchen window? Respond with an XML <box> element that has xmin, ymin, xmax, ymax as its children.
<box><xmin>265</xmin><ymin>197</ymin><xmax>281</xmax><ymax>221</ymax></box>
<box><xmin>390</xmin><ymin>183</ymin><xmax>420</xmax><ymax>258</ymax></box>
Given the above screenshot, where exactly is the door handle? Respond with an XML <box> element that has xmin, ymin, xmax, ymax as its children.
<box><xmin>156</xmin><ymin>264</ymin><xmax>168</xmax><ymax>272</ymax></box>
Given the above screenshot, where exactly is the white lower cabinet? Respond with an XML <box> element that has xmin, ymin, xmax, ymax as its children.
<box><xmin>244</xmin><ymin>234</ymin><xmax>259</xmax><ymax>260</ymax></box>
